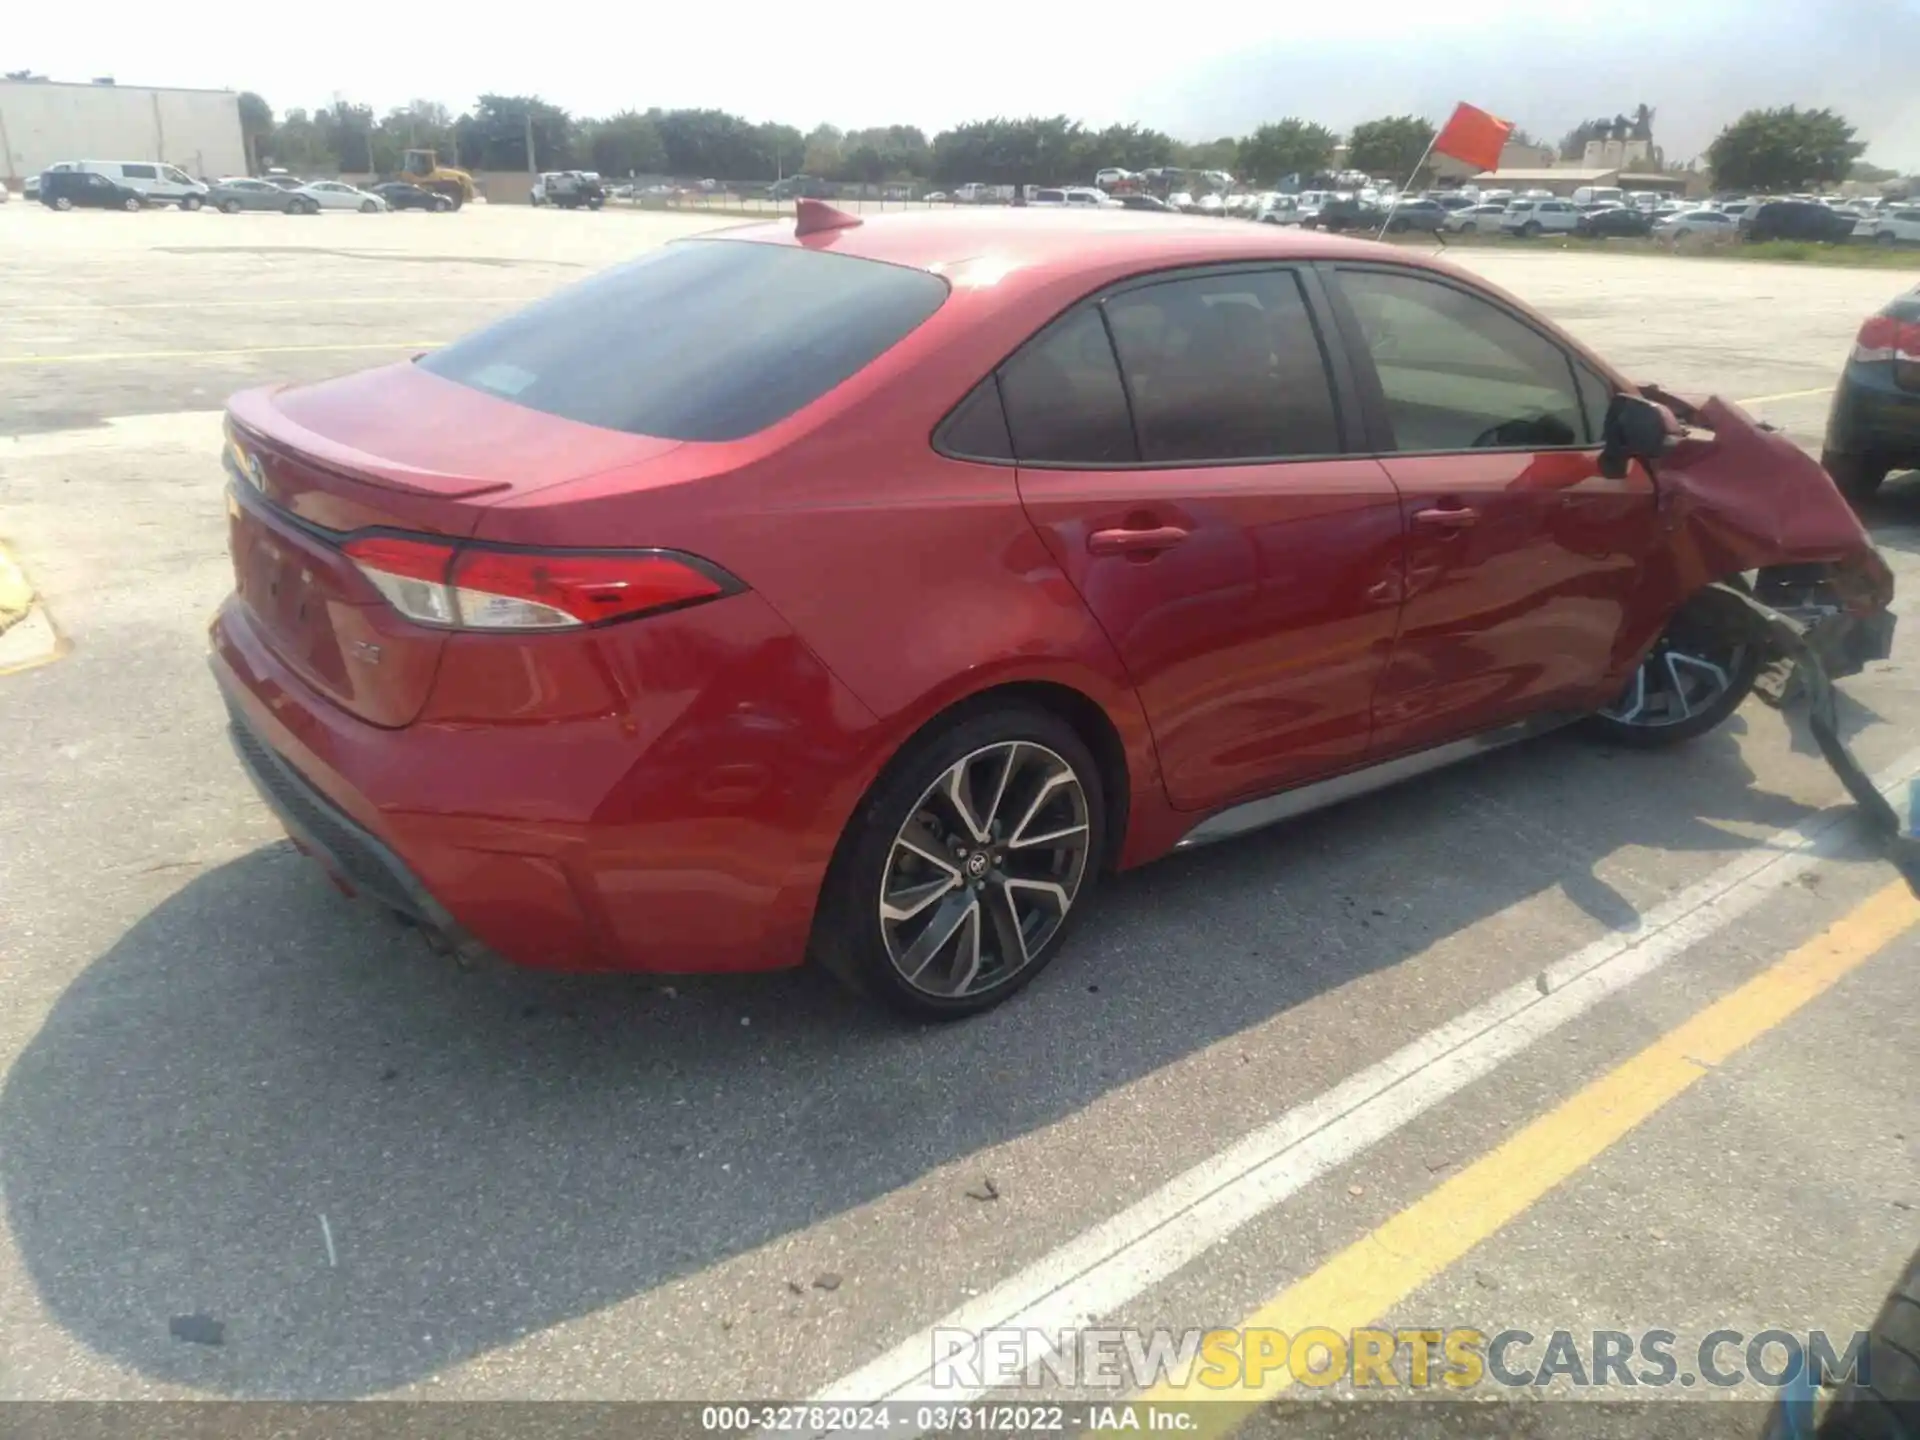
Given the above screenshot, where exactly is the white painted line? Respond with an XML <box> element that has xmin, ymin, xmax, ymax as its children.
<box><xmin>810</xmin><ymin>746</ymin><xmax>1920</xmax><ymax>1415</ymax></box>
<box><xmin>319</xmin><ymin>1212</ymin><xmax>338</xmax><ymax>1269</ymax></box>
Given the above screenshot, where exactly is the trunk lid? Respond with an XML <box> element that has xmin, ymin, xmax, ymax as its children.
<box><xmin>224</xmin><ymin>363</ymin><xmax>682</xmax><ymax>727</ymax></box>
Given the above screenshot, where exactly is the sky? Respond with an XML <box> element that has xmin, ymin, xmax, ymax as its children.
<box><xmin>9</xmin><ymin>0</ymin><xmax>1920</xmax><ymax>168</ymax></box>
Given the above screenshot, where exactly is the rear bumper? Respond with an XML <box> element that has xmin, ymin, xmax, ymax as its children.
<box><xmin>209</xmin><ymin>588</ymin><xmax>885</xmax><ymax>974</ymax></box>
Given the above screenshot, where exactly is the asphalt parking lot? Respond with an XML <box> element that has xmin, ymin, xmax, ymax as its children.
<box><xmin>2</xmin><ymin>201</ymin><xmax>1919</xmax><ymax>1416</ymax></box>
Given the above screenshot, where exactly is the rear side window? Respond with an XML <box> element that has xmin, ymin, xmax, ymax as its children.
<box><xmin>997</xmin><ymin>306</ymin><xmax>1138</xmax><ymax>465</ymax></box>
<box><xmin>419</xmin><ymin>240</ymin><xmax>949</xmax><ymax>442</ymax></box>
<box><xmin>120</xmin><ymin>164</ymin><xmax>157</xmax><ymax>179</ymax></box>
<box><xmin>1103</xmin><ymin>270</ymin><xmax>1341</xmax><ymax>463</ymax></box>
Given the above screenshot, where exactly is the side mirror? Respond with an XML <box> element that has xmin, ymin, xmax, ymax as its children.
<box><xmin>1599</xmin><ymin>393</ymin><xmax>1680</xmax><ymax>479</ymax></box>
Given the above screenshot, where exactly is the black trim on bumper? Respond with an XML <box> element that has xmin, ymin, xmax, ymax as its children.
<box><xmin>222</xmin><ymin>700</ymin><xmax>480</xmax><ymax>955</ymax></box>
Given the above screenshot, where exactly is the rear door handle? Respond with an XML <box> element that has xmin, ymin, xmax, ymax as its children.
<box><xmin>1087</xmin><ymin>525</ymin><xmax>1190</xmax><ymax>556</ymax></box>
<box><xmin>1412</xmin><ymin>505</ymin><xmax>1480</xmax><ymax>530</ymax></box>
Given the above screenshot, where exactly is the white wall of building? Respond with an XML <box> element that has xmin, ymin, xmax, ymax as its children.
<box><xmin>0</xmin><ymin>81</ymin><xmax>246</xmax><ymax>183</ymax></box>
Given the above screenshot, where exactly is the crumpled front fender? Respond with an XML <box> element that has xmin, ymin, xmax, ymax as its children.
<box><xmin>1649</xmin><ymin>391</ymin><xmax>1891</xmax><ymax>600</ymax></box>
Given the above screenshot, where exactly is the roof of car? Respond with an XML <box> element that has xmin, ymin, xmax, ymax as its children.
<box><xmin>709</xmin><ymin>207</ymin><xmax>1415</xmax><ymax>278</ymax></box>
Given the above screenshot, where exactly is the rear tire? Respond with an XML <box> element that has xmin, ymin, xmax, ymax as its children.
<box><xmin>1583</xmin><ymin>587</ymin><xmax>1761</xmax><ymax>748</ymax></box>
<box><xmin>1807</xmin><ymin>1250</ymin><xmax>1920</xmax><ymax>1438</ymax></box>
<box><xmin>812</xmin><ymin>704</ymin><xmax>1106</xmax><ymax>1019</ymax></box>
<box><xmin>360</xmin><ymin>199</ymin><xmax>379</xmax><ymax>212</ymax></box>
<box><xmin>1522</xmin><ymin>220</ymin><xmax>1542</xmax><ymax>237</ymax></box>
<box><xmin>123</xmin><ymin>195</ymin><xmax>143</xmax><ymax>212</ymax></box>
<box><xmin>1823</xmin><ymin>449</ymin><xmax>1890</xmax><ymax>502</ymax></box>
<box><xmin>1875</xmin><ymin>231</ymin><xmax>1896</xmax><ymax>247</ymax></box>
<box><xmin>220</xmin><ymin>198</ymin><xmax>241</xmax><ymax>214</ymax></box>
<box><xmin>53</xmin><ymin>196</ymin><xmax>74</xmax><ymax>211</ymax></box>
<box><xmin>180</xmin><ymin>195</ymin><xmax>203</xmax><ymax>211</ymax></box>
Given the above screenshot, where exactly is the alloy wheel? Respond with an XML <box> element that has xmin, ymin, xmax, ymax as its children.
<box><xmin>1598</xmin><ymin>634</ymin><xmax>1748</xmax><ymax>730</ymax></box>
<box><xmin>879</xmin><ymin>741</ymin><xmax>1090</xmax><ymax>1000</ymax></box>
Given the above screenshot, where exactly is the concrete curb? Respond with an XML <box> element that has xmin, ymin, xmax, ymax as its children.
<box><xmin>0</xmin><ymin>542</ymin><xmax>61</xmax><ymax>674</ymax></box>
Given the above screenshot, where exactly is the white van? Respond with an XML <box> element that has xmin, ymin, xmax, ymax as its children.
<box><xmin>1572</xmin><ymin>185</ymin><xmax>1626</xmax><ymax>208</ymax></box>
<box><xmin>77</xmin><ymin>160</ymin><xmax>210</xmax><ymax>209</ymax></box>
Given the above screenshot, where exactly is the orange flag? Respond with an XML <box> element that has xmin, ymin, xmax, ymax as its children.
<box><xmin>1433</xmin><ymin>102</ymin><xmax>1514</xmax><ymax>173</ymax></box>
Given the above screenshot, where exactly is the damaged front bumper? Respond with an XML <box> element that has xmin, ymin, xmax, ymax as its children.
<box><xmin>1642</xmin><ymin>386</ymin><xmax>1913</xmax><ymax>890</ymax></box>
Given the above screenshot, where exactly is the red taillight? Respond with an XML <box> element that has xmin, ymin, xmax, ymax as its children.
<box><xmin>344</xmin><ymin>536</ymin><xmax>732</xmax><ymax>631</ymax></box>
<box><xmin>451</xmin><ymin>549</ymin><xmax>724</xmax><ymax>629</ymax></box>
<box><xmin>1852</xmin><ymin>314</ymin><xmax>1920</xmax><ymax>365</ymax></box>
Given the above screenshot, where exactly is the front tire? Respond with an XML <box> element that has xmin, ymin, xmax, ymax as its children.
<box><xmin>1522</xmin><ymin>220</ymin><xmax>1542</xmax><ymax>237</ymax></box>
<box><xmin>1875</xmin><ymin>230</ymin><xmax>1896</xmax><ymax>247</ymax></box>
<box><xmin>1584</xmin><ymin>588</ymin><xmax>1760</xmax><ymax>748</ymax></box>
<box><xmin>220</xmin><ymin>198</ymin><xmax>241</xmax><ymax>214</ymax></box>
<box><xmin>53</xmin><ymin>196</ymin><xmax>74</xmax><ymax>211</ymax></box>
<box><xmin>360</xmin><ymin>199</ymin><xmax>379</xmax><ymax>212</ymax></box>
<box><xmin>813</xmin><ymin>705</ymin><xmax>1106</xmax><ymax>1019</ymax></box>
<box><xmin>180</xmin><ymin>195</ymin><xmax>203</xmax><ymax>211</ymax></box>
<box><xmin>123</xmin><ymin>195</ymin><xmax>143</xmax><ymax>212</ymax></box>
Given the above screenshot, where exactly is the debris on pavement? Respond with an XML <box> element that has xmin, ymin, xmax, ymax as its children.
<box><xmin>169</xmin><ymin>1314</ymin><xmax>225</xmax><ymax>1346</ymax></box>
<box><xmin>966</xmin><ymin>1177</ymin><xmax>1001</xmax><ymax>1202</ymax></box>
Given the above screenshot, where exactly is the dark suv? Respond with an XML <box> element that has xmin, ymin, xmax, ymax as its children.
<box><xmin>1744</xmin><ymin>200</ymin><xmax>1856</xmax><ymax>243</ymax></box>
<box><xmin>1823</xmin><ymin>282</ymin><xmax>1920</xmax><ymax>500</ymax></box>
<box><xmin>39</xmin><ymin>169</ymin><xmax>145</xmax><ymax>212</ymax></box>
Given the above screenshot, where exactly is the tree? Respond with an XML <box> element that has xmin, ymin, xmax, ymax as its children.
<box><xmin>1346</xmin><ymin>115</ymin><xmax>1436</xmax><ymax>181</ymax></box>
<box><xmin>757</xmin><ymin>121</ymin><xmax>808</xmax><ymax>179</ymax></box>
<box><xmin>237</xmin><ymin>91</ymin><xmax>273</xmax><ymax>173</ymax></box>
<box><xmin>802</xmin><ymin>124</ymin><xmax>844</xmax><ymax>177</ymax></box>
<box><xmin>453</xmin><ymin>94</ymin><xmax>574</xmax><ymax>173</ymax></box>
<box><xmin>929</xmin><ymin>116</ymin><xmax>1090</xmax><ymax>186</ymax></box>
<box><xmin>649</xmin><ymin>108</ymin><xmax>767</xmax><ymax>179</ymax></box>
<box><xmin>1176</xmin><ymin>136</ymin><xmax>1240</xmax><ymax>174</ymax></box>
<box><xmin>1707</xmin><ymin>106</ymin><xmax>1864</xmax><ymax>192</ymax></box>
<box><xmin>583</xmin><ymin>111</ymin><xmax>666</xmax><ymax>177</ymax></box>
<box><xmin>1237</xmin><ymin>119</ymin><xmax>1336</xmax><ymax>185</ymax></box>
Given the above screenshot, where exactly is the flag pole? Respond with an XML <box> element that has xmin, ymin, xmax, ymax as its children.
<box><xmin>1376</xmin><ymin>131</ymin><xmax>1441</xmax><ymax>242</ymax></box>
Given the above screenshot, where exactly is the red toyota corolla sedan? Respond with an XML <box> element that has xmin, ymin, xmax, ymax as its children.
<box><xmin>211</xmin><ymin>203</ymin><xmax>1895</xmax><ymax>1016</ymax></box>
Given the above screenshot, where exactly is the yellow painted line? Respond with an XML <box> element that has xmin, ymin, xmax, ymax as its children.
<box><xmin>0</xmin><ymin>341</ymin><xmax>444</xmax><ymax>366</ymax></box>
<box><xmin>1141</xmin><ymin>879</ymin><xmax>1920</xmax><ymax>1432</ymax></box>
<box><xmin>1736</xmin><ymin>385</ymin><xmax>1835</xmax><ymax>406</ymax></box>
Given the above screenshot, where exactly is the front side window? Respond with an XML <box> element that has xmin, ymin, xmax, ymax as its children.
<box><xmin>1103</xmin><ymin>270</ymin><xmax>1341</xmax><ymax>463</ymax></box>
<box><xmin>1335</xmin><ymin>269</ymin><xmax>1587</xmax><ymax>453</ymax></box>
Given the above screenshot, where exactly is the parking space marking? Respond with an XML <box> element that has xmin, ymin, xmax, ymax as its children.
<box><xmin>0</xmin><ymin>341</ymin><xmax>445</xmax><ymax>366</ymax></box>
<box><xmin>812</xmin><ymin>747</ymin><xmax>1920</xmax><ymax>1413</ymax></box>
<box><xmin>1736</xmin><ymin>386</ymin><xmax>1835</xmax><ymax>406</ymax></box>
<box><xmin>1140</xmin><ymin>877</ymin><xmax>1920</xmax><ymax>1428</ymax></box>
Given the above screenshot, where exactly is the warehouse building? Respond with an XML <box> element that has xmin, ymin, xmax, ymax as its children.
<box><xmin>0</xmin><ymin>79</ymin><xmax>245</xmax><ymax>187</ymax></box>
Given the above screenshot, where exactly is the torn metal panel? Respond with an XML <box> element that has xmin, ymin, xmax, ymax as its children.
<box><xmin>1646</xmin><ymin>391</ymin><xmax>1892</xmax><ymax>602</ymax></box>
<box><xmin>1711</xmin><ymin>581</ymin><xmax>1919</xmax><ymax>896</ymax></box>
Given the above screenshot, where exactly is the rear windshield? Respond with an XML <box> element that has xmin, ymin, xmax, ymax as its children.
<box><xmin>418</xmin><ymin>239</ymin><xmax>949</xmax><ymax>442</ymax></box>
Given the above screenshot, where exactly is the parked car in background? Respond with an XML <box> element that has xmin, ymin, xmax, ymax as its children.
<box><xmin>1311</xmin><ymin>194</ymin><xmax>1386</xmax><ymax>232</ymax></box>
<box><xmin>38</xmin><ymin>168</ymin><xmax>147</xmax><ymax>211</ymax></box>
<box><xmin>1652</xmin><ymin>208</ymin><xmax>1737</xmax><ymax>239</ymax></box>
<box><xmin>1576</xmin><ymin>205</ymin><xmax>1653</xmax><ymax>238</ymax></box>
<box><xmin>73</xmin><ymin>160</ymin><xmax>209</xmax><ymax>209</ymax></box>
<box><xmin>1381</xmin><ymin>197</ymin><xmax>1446</xmax><ymax>233</ymax></box>
<box><xmin>1116</xmin><ymin>193</ymin><xmax>1173</xmax><ymax>213</ymax></box>
<box><xmin>1253</xmin><ymin>194</ymin><xmax>1296</xmax><ymax>224</ymax></box>
<box><xmin>768</xmin><ymin>174</ymin><xmax>834</xmax><ymax>200</ymax></box>
<box><xmin>1094</xmin><ymin>168</ymin><xmax>1137</xmax><ymax>189</ymax></box>
<box><xmin>1743</xmin><ymin>199</ymin><xmax>1856</xmax><ymax>243</ymax></box>
<box><xmin>207</xmin><ymin>178</ymin><xmax>319</xmax><ymax>214</ymax></box>
<box><xmin>530</xmin><ymin>171</ymin><xmax>607</xmax><ymax>209</ymax></box>
<box><xmin>370</xmin><ymin>181</ymin><xmax>454</xmax><ymax>212</ymax></box>
<box><xmin>25</xmin><ymin>161</ymin><xmax>76</xmax><ymax>201</ymax></box>
<box><xmin>1854</xmin><ymin>207</ymin><xmax>1920</xmax><ymax>246</ymax></box>
<box><xmin>295</xmin><ymin>180</ymin><xmax>389</xmax><ymax>212</ymax></box>
<box><xmin>1444</xmin><ymin>202</ymin><xmax>1509</xmax><ymax>233</ymax></box>
<box><xmin>261</xmin><ymin>171</ymin><xmax>308</xmax><ymax>190</ymax></box>
<box><xmin>1823</xmin><ymin>281</ymin><xmax>1920</xmax><ymax>500</ymax></box>
<box><xmin>1430</xmin><ymin>193</ymin><xmax>1477</xmax><ymax>211</ymax></box>
<box><xmin>1500</xmin><ymin>199</ymin><xmax>1579</xmax><ymax>236</ymax></box>
<box><xmin>209</xmin><ymin>209</ymin><xmax>1895</xmax><ymax>1018</ymax></box>
<box><xmin>1571</xmin><ymin>185</ymin><xmax>1626</xmax><ymax>208</ymax></box>
<box><xmin>1167</xmin><ymin>191</ymin><xmax>1196</xmax><ymax>212</ymax></box>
